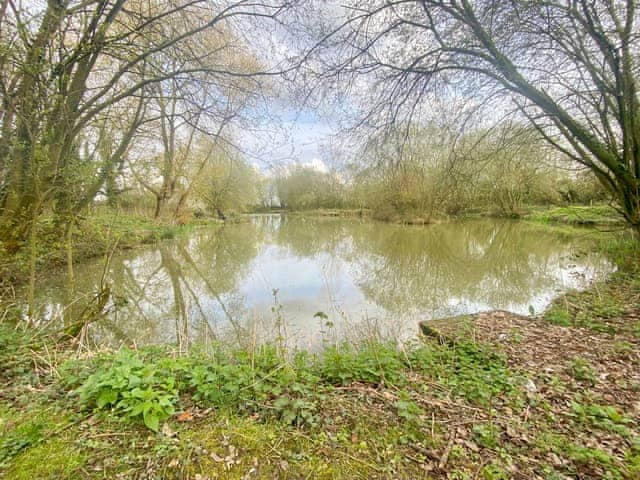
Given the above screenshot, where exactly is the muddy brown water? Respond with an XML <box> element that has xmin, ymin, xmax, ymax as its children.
<box><xmin>34</xmin><ymin>215</ymin><xmax>614</xmax><ymax>349</ymax></box>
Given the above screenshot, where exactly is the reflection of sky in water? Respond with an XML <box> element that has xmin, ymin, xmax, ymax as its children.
<box><xmin>239</xmin><ymin>248</ymin><xmax>370</xmax><ymax>314</ymax></box>
<box><xmin>32</xmin><ymin>216</ymin><xmax>616</xmax><ymax>349</ymax></box>
<box><xmin>247</xmin><ymin>251</ymin><xmax>604</xmax><ymax>348</ymax></box>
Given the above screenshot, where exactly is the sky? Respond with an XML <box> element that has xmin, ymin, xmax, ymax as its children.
<box><xmin>239</xmin><ymin>104</ymin><xmax>338</xmax><ymax>174</ymax></box>
<box><xmin>231</xmin><ymin>0</ymin><xmax>351</xmax><ymax>174</ymax></box>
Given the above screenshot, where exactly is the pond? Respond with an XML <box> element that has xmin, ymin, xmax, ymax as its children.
<box><xmin>35</xmin><ymin>215</ymin><xmax>615</xmax><ymax>350</ymax></box>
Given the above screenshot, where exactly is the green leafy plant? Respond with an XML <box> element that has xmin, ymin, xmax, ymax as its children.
<box><xmin>568</xmin><ymin>357</ymin><xmax>597</xmax><ymax>385</ymax></box>
<box><xmin>537</xmin><ymin>433</ymin><xmax>620</xmax><ymax>476</ymax></box>
<box><xmin>472</xmin><ymin>423</ymin><xmax>500</xmax><ymax>449</ymax></box>
<box><xmin>0</xmin><ymin>423</ymin><xmax>43</xmax><ymax>467</ymax></box>
<box><xmin>320</xmin><ymin>343</ymin><xmax>405</xmax><ymax>386</ymax></box>
<box><xmin>272</xmin><ymin>395</ymin><xmax>318</xmax><ymax>426</ymax></box>
<box><xmin>626</xmin><ymin>438</ymin><xmax>640</xmax><ymax>476</ymax></box>
<box><xmin>481</xmin><ymin>462</ymin><xmax>509</xmax><ymax>480</ymax></box>
<box><xmin>189</xmin><ymin>361</ymin><xmax>255</xmax><ymax>408</ymax></box>
<box><xmin>544</xmin><ymin>306</ymin><xmax>573</xmax><ymax>327</ymax></box>
<box><xmin>570</xmin><ymin>401</ymin><xmax>633</xmax><ymax>437</ymax></box>
<box><xmin>77</xmin><ymin>350</ymin><xmax>178</xmax><ymax>431</ymax></box>
<box><xmin>395</xmin><ymin>392</ymin><xmax>422</xmax><ymax>423</ymax></box>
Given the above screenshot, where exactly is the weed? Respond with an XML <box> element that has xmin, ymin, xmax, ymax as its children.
<box><xmin>567</xmin><ymin>357</ymin><xmax>597</xmax><ymax>385</ymax></box>
<box><xmin>570</xmin><ymin>401</ymin><xmax>633</xmax><ymax>437</ymax></box>
<box><xmin>394</xmin><ymin>392</ymin><xmax>423</xmax><ymax>423</ymax></box>
<box><xmin>612</xmin><ymin>341</ymin><xmax>635</xmax><ymax>358</ymax></box>
<box><xmin>408</xmin><ymin>340</ymin><xmax>516</xmax><ymax>405</ymax></box>
<box><xmin>472</xmin><ymin>423</ymin><xmax>500</xmax><ymax>449</ymax></box>
<box><xmin>0</xmin><ymin>324</ymin><xmax>40</xmax><ymax>384</ymax></box>
<box><xmin>74</xmin><ymin>340</ymin><xmax>519</xmax><ymax>431</ymax></box>
<box><xmin>320</xmin><ymin>342</ymin><xmax>405</xmax><ymax>386</ymax></box>
<box><xmin>481</xmin><ymin>462</ymin><xmax>509</xmax><ymax>480</ymax></box>
<box><xmin>626</xmin><ymin>438</ymin><xmax>640</xmax><ymax>476</ymax></box>
<box><xmin>450</xmin><ymin>470</ymin><xmax>472</xmax><ymax>480</ymax></box>
<box><xmin>0</xmin><ymin>422</ymin><xmax>43</xmax><ymax>467</ymax></box>
<box><xmin>544</xmin><ymin>306</ymin><xmax>573</xmax><ymax>327</ymax></box>
<box><xmin>272</xmin><ymin>396</ymin><xmax>318</xmax><ymax>426</ymax></box>
<box><xmin>538</xmin><ymin>433</ymin><xmax>622</xmax><ymax>477</ymax></box>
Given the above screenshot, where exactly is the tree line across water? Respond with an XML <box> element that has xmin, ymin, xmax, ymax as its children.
<box><xmin>269</xmin><ymin>122</ymin><xmax>609</xmax><ymax>222</ymax></box>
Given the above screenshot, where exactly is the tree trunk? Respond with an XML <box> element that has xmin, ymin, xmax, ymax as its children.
<box><xmin>27</xmin><ymin>216</ymin><xmax>38</xmax><ymax>323</ymax></box>
<box><xmin>64</xmin><ymin>221</ymin><xmax>75</xmax><ymax>326</ymax></box>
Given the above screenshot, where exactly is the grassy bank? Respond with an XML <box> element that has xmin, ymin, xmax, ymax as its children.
<box><xmin>0</xmin><ymin>211</ymin><xmax>219</xmax><ymax>285</ymax></box>
<box><xmin>1</xmin><ymin>238</ymin><xmax>639</xmax><ymax>479</ymax></box>
<box><xmin>259</xmin><ymin>208</ymin><xmax>371</xmax><ymax>218</ymax></box>
<box><xmin>524</xmin><ymin>204</ymin><xmax>626</xmax><ymax>228</ymax></box>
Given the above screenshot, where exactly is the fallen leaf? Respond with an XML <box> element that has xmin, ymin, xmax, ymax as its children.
<box><xmin>177</xmin><ymin>411</ymin><xmax>193</xmax><ymax>422</ymax></box>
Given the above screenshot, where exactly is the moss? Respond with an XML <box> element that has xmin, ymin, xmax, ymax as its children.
<box><xmin>177</xmin><ymin>414</ymin><xmax>415</xmax><ymax>479</ymax></box>
<box><xmin>0</xmin><ymin>405</ymin><xmax>85</xmax><ymax>479</ymax></box>
<box><xmin>4</xmin><ymin>433</ymin><xmax>86</xmax><ymax>480</ymax></box>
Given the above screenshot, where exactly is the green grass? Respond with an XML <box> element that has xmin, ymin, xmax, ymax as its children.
<box><xmin>0</xmin><ymin>401</ymin><xmax>85</xmax><ymax>477</ymax></box>
<box><xmin>526</xmin><ymin>204</ymin><xmax>624</xmax><ymax>226</ymax></box>
<box><xmin>4</xmin><ymin>433</ymin><xmax>86</xmax><ymax>480</ymax></box>
<box><xmin>68</xmin><ymin>339</ymin><xmax>512</xmax><ymax>432</ymax></box>
<box><xmin>1</xmin><ymin>324</ymin><xmax>637</xmax><ymax>479</ymax></box>
<box><xmin>2</xmin><ymin>338</ymin><xmax>489</xmax><ymax>478</ymax></box>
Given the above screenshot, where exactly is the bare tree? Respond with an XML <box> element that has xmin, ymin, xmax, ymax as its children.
<box><xmin>304</xmin><ymin>0</ymin><xmax>640</xmax><ymax>232</ymax></box>
<box><xmin>0</xmin><ymin>0</ymin><xmax>293</xmax><ymax>249</ymax></box>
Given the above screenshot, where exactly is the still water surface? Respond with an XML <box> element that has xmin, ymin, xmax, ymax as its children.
<box><xmin>36</xmin><ymin>215</ymin><xmax>614</xmax><ymax>349</ymax></box>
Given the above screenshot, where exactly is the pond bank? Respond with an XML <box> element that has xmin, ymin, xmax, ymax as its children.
<box><xmin>0</xmin><ymin>211</ymin><xmax>221</xmax><ymax>286</ymax></box>
<box><xmin>523</xmin><ymin>204</ymin><xmax>626</xmax><ymax>228</ymax></box>
<box><xmin>257</xmin><ymin>203</ymin><xmax>626</xmax><ymax>228</ymax></box>
<box><xmin>1</xmin><ymin>242</ymin><xmax>638</xmax><ymax>479</ymax></box>
<box><xmin>1</xmin><ymin>204</ymin><xmax>624</xmax><ymax>287</ymax></box>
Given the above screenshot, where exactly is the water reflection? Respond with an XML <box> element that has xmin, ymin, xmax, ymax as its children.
<box><xmin>35</xmin><ymin>215</ymin><xmax>614</xmax><ymax>349</ymax></box>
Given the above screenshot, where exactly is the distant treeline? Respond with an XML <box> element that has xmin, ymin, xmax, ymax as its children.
<box><xmin>265</xmin><ymin>122</ymin><xmax>607</xmax><ymax>222</ymax></box>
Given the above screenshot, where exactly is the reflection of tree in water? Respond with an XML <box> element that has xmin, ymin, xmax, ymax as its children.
<box><xmin>248</xmin><ymin>215</ymin><xmax>609</xmax><ymax>317</ymax></box>
<box><xmin>347</xmin><ymin>220</ymin><xmax>606</xmax><ymax>314</ymax></box>
<box><xmin>35</xmin><ymin>216</ymin><xmax>612</xmax><ymax>348</ymax></box>
<box><xmin>74</xmin><ymin>223</ymin><xmax>263</xmax><ymax>347</ymax></box>
<box><xmin>267</xmin><ymin>215</ymin><xmax>355</xmax><ymax>258</ymax></box>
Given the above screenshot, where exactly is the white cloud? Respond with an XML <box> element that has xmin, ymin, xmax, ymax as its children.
<box><xmin>304</xmin><ymin>158</ymin><xmax>329</xmax><ymax>173</ymax></box>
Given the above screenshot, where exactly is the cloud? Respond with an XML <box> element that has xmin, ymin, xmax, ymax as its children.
<box><xmin>304</xmin><ymin>158</ymin><xmax>329</xmax><ymax>173</ymax></box>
